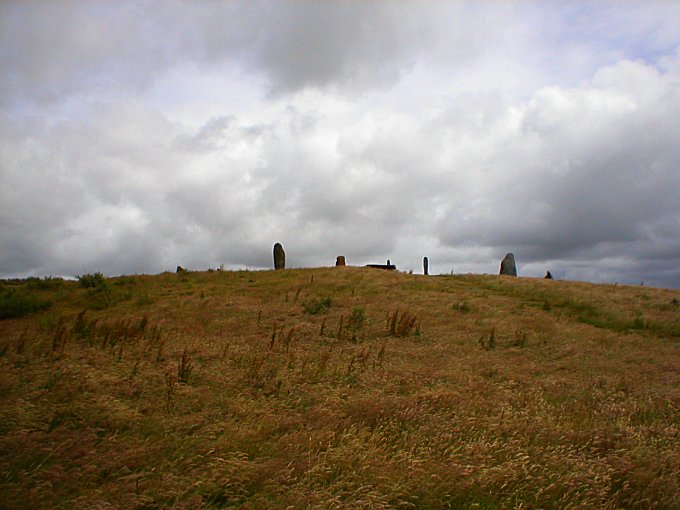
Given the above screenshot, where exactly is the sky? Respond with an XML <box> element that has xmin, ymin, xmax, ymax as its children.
<box><xmin>2</xmin><ymin>1</ymin><xmax>680</xmax><ymax>287</ymax></box>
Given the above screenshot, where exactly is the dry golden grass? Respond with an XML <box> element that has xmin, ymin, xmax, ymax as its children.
<box><xmin>1</xmin><ymin>267</ymin><xmax>679</xmax><ymax>509</ymax></box>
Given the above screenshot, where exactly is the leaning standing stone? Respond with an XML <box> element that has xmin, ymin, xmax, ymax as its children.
<box><xmin>499</xmin><ymin>253</ymin><xmax>517</xmax><ymax>276</ymax></box>
<box><xmin>273</xmin><ymin>243</ymin><xmax>286</xmax><ymax>270</ymax></box>
<box><xmin>423</xmin><ymin>256</ymin><xmax>429</xmax><ymax>275</ymax></box>
<box><xmin>336</xmin><ymin>256</ymin><xmax>346</xmax><ymax>266</ymax></box>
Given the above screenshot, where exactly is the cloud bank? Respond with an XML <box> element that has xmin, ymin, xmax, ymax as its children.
<box><xmin>2</xmin><ymin>1</ymin><xmax>680</xmax><ymax>287</ymax></box>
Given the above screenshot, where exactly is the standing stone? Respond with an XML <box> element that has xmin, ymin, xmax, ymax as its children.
<box><xmin>499</xmin><ymin>253</ymin><xmax>517</xmax><ymax>276</ymax></box>
<box><xmin>545</xmin><ymin>271</ymin><xmax>553</xmax><ymax>279</ymax></box>
<box><xmin>423</xmin><ymin>256</ymin><xmax>429</xmax><ymax>276</ymax></box>
<box><xmin>336</xmin><ymin>255</ymin><xmax>346</xmax><ymax>266</ymax></box>
<box><xmin>273</xmin><ymin>243</ymin><xmax>285</xmax><ymax>270</ymax></box>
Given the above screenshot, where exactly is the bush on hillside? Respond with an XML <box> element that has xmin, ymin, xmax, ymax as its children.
<box><xmin>77</xmin><ymin>272</ymin><xmax>118</xmax><ymax>309</ymax></box>
<box><xmin>78</xmin><ymin>272</ymin><xmax>107</xmax><ymax>289</ymax></box>
<box><xmin>26</xmin><ymin>276</ymin><xmax>65</xmax><ymax>290</ymax></box>
<box><xmin>0</xmin><ymin>287</ymin><xmax>51</xmax><ymax>319</ymax></box>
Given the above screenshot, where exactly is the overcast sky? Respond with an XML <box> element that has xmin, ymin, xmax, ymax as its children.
<box><xmin>2</xmin><ymin>1</ymin><xmax>680</xmax><ymax>287</ymax></box>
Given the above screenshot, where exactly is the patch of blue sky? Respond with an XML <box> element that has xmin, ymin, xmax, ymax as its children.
<box><xmin>531</xmin><ymin>2</ymin><xmax>680</xmax><ymax>71</ymax></box>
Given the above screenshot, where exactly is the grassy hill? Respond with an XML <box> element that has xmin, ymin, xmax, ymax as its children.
<box><xmin>1</xmin><ymin>267</ymin><xmax>679</xmax><ymax>509</ymax></box>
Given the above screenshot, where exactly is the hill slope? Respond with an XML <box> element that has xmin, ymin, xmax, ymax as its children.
<box><xmin>1</xmin><ymin>268</ymin><xmax>679</xmax><ymax>509</ymax></box>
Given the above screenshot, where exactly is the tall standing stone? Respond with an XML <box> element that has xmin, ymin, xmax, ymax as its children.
<box><xmin>423</xmin><ymin>256</ymin><xmax>429</xmax><ymax>275</ymax></box>
<box><xmin>336</xmin><ymin>256</ymin><xmax>346</xmax><ymax>266</ymax></box>
<box><xmin>273</xmin><ymin>243</ymin><xmax>285</xmax><ymax>270</ymax></box>
<box><xmin>499</xmin><ymin>253</ymin><xmax>517</xmax><ymax>276</ymax></box>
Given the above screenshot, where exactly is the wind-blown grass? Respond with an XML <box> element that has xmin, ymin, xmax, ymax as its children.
<box><xmin>0</xmin><ymin>268</ymin><xmax>678</xmax><ymax>508</ymax></box>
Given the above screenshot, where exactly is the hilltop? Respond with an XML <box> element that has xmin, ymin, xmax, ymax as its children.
<box><xmin>1</xmin><ymin>267</ymin><xmax>679</xmax><ymax>509</ymax></box>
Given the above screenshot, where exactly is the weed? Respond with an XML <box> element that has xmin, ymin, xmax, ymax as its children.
<box><xmin>317</xmin><ymin>350</ymin><xmax>331</xmax><ymax>377</ymax></box>
<box><xmin>347</xmin><ymin>306</ymin><xmax>367</xmax><ymax>332</ymax></box>
<box><xmin>177</xmin><ymin>348</ymin><xmax>193</xmax><ymax>383</ymax></box>
<box><xmin>512</xmin><ymin>330</ymin><xmax>528</xmax><ymax>348</ymax></box>
<box><xmin>155</xmin><ymin>336</ymin><xmax>166</xmax><ymax>362</ymax></box>
<box><xmin>452</xmin><ymin>301</ymin><xmax>471</xmax><ymax>313</ymax></box>
<box><xmin>270</xmin><ymin>324</ymin><xmax>278</xmax><ymax>350</ymax></box>
<box><xmin>375</xmin><ymin>342</ymin><xmax>386</xmax><ymax>368</ymax></box>
<box><xmin>479</xmin><ymin>327</ymin><xmax>496</xmax><ymax>350</ymax></box>
<box><xmin>165</xmin><ymin>371</ymin><xmax>176</xmax><ymax>413</ymax></box>
<box><xmin>337</xmin><ymin>315</ymin><xmax>344</xmax><ymax>339</ymax></box>
<box><xmin>51</xmin><ymin>324</ymin><xmax>68</xmax><ymax>354</ymax></box>
<box><xmin>282</xmin><ymin>327</ymin><xmax>295</xmax><ymax>352</ymax></box>
<box><xmin>15</xmin><ymin>332</ymin><xmax>27</xmax><ymax>354</ymax></box>
<box><xmin>73</xmin><ymin>310</ymin><xmax>91</xmax><ymax>340</ymax></box>
<box><xmin>302</xmin><ymin>296</ymin><xmax>332</xmax><ymax>315</ymax></box>
<box><xmin>128</xmin><ymin>359</ymin><xmax>140</xmax><ymax>380</ymax></box>
<box><xmin>243</xmin><ymin>354</ymin><xmax>277</xmax><ymax>389</ymax></box>
<box><xmin>388</xmin><ymin>310</ymin><xmax>419</xmax><ymax>337</ymax></box>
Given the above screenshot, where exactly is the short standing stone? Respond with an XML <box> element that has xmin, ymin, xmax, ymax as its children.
<box><xmin>423</xmin><ymin>256</ymin><xmax>429</xmax><ymax>275</ymax></box>
<box><xmin>273</xmin><ymin>243</ymin><xmax>286</xmax><ymax>270</ymax></box>
<box><xmin>176</xmin><ymin>265</ymin><xmax>186</xmax><ymax>273</ymax></box>
<box><xmin>336</xmin><ymin>256</ymin><xmax>346</xmax><ymax>266</ymax></box>
<box><xmin>499</xmin><ymin>253</ymin><xmax>517</xmax><ymax>276</ymax></box>
<box><xmin>545</xmin><ymin>271</ymin><xmax>553</xmax><ymax>279</ymax></box>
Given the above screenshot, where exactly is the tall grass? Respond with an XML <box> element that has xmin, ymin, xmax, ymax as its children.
<box><xmin>0</xmin><ymin>268</ymin><xmax>678</xmax><ymax>509</ymax></box>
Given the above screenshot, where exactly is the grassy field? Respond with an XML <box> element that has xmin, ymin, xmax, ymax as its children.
<box><xmin>1</xmin><ymin>267</ymin><xmax>679</xmax><ymax>509</ymax></box>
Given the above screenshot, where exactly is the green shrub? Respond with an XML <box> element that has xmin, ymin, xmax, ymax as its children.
<box><xmin>347</xmin><ymin>306</ymin><xmax>367</xmax><ymax>331</ymax></box>
<box><xmin>26</xmin><ymin>276</ymin><xmax>65</xmax><ymax>290</ymax></box>
<box><xmin>87</xmin><ymin>284</ymin><xmax>114</xmax><ymax>310</ymax></box>
<box><xmin>77</xmin><ymin>273</ymin><xmax>118</xmax><ymax>309</ymax></box>
<box><xmin>302</xmin><ymin>296</ymin><xmax>332</xmax><ymax>315</ymax></box>
<box><xmin>0</xmin><ymin>288</ymin><xmax>51</xmax><ymax>319</ymax></box>
<box><xmin>78</xmin><ymin>272</ymin><xmax>107</xmax><ymax>289</ymax></box>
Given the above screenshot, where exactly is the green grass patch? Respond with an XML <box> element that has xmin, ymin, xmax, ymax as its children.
<box><xmin>0</xmin><ymin>287</ymin><xmax>51</xmax><ymax>319</ymax></box>
<box><xmin>302</xmin><ymin>296</ymin><xmax>332</xmax><ymax>315</ymax></box>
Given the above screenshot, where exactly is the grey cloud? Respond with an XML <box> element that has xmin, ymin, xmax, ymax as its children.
<box><xmin>4</xmin><ymin>1</ymin><xmax>678</xmax><ymax>108</ymax></box>
<box><xmin>0</xmin><ymin>101</ymin><xmax>401</xmax><ymax>276</ymax></box>
<box><xmin>434</xmin><ymin>58</ymin><xmax>680</xmax><ymax>283</ymax></box>
<box><xmin>0</xmin><ymin>1</ymin><xmax>177</xmax><ymax>106</ymax></box>
<box><xmin>0</xmin><ymin>1</ymin><xmax>493</xmax><ymax>105</ymax></box>
<box><xmin>7</xmin><ymin>0</ymin><xmax>680</xmax><ymax>108</ymax></box>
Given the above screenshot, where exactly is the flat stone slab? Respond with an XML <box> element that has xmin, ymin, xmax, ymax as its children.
<box><xmin>366</xmin><ymin>264</ymin><xmax>397</xmax><ymax>270</ymax></box>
